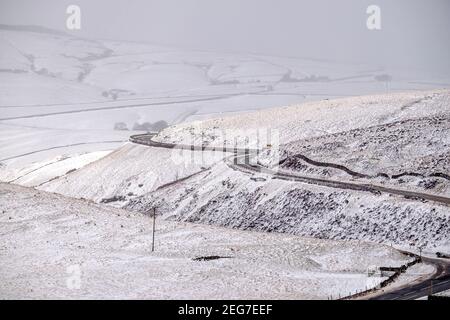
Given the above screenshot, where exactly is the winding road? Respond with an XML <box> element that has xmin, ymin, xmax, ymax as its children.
<box><xmin>129</xmin><ymin>133</ymin><xmax>450</xmax><ymax>300</ymax></box>
<box><xmin>130</xmin><ymin>133</ymin><xmax>450</xmax><ymax>206</ymax></box>
<box><xmin>370</xmin><ymin>255</ymin><xmax>450</xmax><ymax>300</ymax></box>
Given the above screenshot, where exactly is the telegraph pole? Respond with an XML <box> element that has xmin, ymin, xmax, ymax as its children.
<box><xmin>430</xmin><ymin>280</ymin><xmax>433</xmax><ymax>296</ymax></box>
<box><xmin>151</xmin><ymin>207</ymin><xmax>156</xmax><ymax>252</ymax></box>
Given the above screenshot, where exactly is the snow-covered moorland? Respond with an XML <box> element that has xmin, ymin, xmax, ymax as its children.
<box><xmin>1</xmin><ymin>25</ymin><xmax>449</xmax><ymax>299</ymax></box>
<box><xmin>1</xmin><ymin>24</ymin><xmax>450</xmax><ymax>186</ymax></box>
<box><xmin>0</xmin><ymin>183</ymin><xmax>415</xmax><ymax>299</ymax></box>
<box><xmin>39</xmin><ymin>89</ymin><xmax>450</xmax><ymax>252</ymax></box>
<box><xmin>154</xmin><ymin>89</ymin><xmax>450</xmax><ymax>196</ymax></box>
<box><xmin>41</xmin><ymin>143</ymin><xmax>226</xmax><ymax>206</ymax></box>
<box><xmin>125</xmin><ymin>162</ymin><xmax>450</xmax><ymax>251</ymax></box>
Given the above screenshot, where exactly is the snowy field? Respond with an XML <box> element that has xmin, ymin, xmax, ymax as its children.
<box><xmin>154</xmin><ymin>89</ymin><xmax>449</xmax><ymax>147</ymax></box>
<box><xmin>39</xmin><ymin>89</ymin><xmax>450</xmax><ymax>252</ymax></box>
<box><xmin>1</xmin><ymin>25</ymin><xmax>449</xmax><ymax>299</ymax></box>
<box><xmin>41</xmin><ymin>144</ymin><xmax>226</xmax><ymax>205</ymax></box>
<box><xmin>279</xmin><ymin>114</ymin><xmax>450</xmax><ymax>196</ymax></box>
<box><xmin>125</xmin><ymin>162</ymin><xmax>450</xmax><ymax>251</ymax></box>
<box><xmin>154</xmin><ymin>89</ymin><xmax>450</xmax><ymax>196</ymax></box>
<box><xmin>1</xmin><ymin>25</ymin><xmax>450</xmax><ymax>185</ymax></box>
<box><xmin>0</xmin><ymin>183</ymin><xmax>414</xmax><ymax>299</ymax></box>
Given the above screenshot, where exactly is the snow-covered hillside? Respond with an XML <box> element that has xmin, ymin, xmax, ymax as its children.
<box><xmin>2</xmin><ymin>25</ymin><xmax>450</xmax><ymax>300</ymax></box>
<box><xmin>154</xmin><ymin>89</ymin><xmax>449</xmax><ymax>147</ymax></box>
<box><xmin>39</xmin><ymin>89</ymin><xmax>450</xmax><ymax>252</ymax></box>
<box><xmin>280</xmin><ymin>114</ymin><xmax>450</xmax><ymax>196</ymax></box>
<box><xmin>2</xmin><ymin>25</ymin><xmax>450</xmax><ymax>186</ymax></box>
<box><xmin>41</xmin><ymin>143</ymin><xmax>226</xmax><ymax>205</ymax></box>
<box><xmin>125</xmin><ymin>162</ymin><xmax>450</xmax><ymax>251</ymax></box>
<box><xmin>154</xmin><ymin>89</ymin><xmax>450</xmax><ymax>195</ymax></box>
<box><xmin>1</xmin><ymin>150</ymin><xmax>111</xmax><ymax>187</ymax></box>
<box><xmin>0</xmin><ymin>183</ymin><xmax>415</xmax><ymax>299</ymax></box>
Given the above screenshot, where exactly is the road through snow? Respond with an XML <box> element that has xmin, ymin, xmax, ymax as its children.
<box><xmin>130</xmin><ymin>133</ymin><xmax>450</xmax><ymax>206</ymax></box>
<box><xmin>130</xmin><ymin>133</ymin><xmax>450</xmax><ymax>300</ymax></box>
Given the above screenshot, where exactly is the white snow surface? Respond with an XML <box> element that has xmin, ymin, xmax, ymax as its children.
<box><xmin>1</xmin><ymin>26</ymin><xmax>449</xmax><ymax>300</ymax></box>
<box><xmin>154</xmin><ymin>89</ymin><xmax>450</xmax><ymax>197</ymax></box>
<box><xmin>125</xmin><ymin>161</ymin><xmax>450</xmax><ymax>251</ymax></box>
<box><xmin>36</xmin><ymin>89</ymin><xmax>450</xmax><ymax>251</ymax></box>
<box><xmin>2</xmin><ymin>150</ymin><xmax>112</xmax><ymax>187</ymax></box>
<box><xmin>0</xmin><ymin>182</ymin><xmax>411</xmax><ymax>299</ymax></box>
<box><xmin>41</xmin><ymin>143</ymin><xmax>226</xmax><ymax>205</ymax></box>
<box><xmin>154</xmin><ymin>89</ymin><xmax>450</xmax><ymax>148</ymax></box>
<box><xmin>1</xmin><ymin>25</ymin><xmax>449</xmax><ymax>185</ymax></box>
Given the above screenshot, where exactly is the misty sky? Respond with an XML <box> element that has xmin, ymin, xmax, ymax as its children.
<box><xmin>1</xmin><ymin>0</ymin><xmax>449</xmax><ymax>75</ymax></box>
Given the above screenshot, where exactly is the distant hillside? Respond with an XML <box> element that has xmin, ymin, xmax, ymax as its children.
<box><xmin>0</xmin><ymin>24</ymin><xmax>70</xmax><ymax>37</ymax></box>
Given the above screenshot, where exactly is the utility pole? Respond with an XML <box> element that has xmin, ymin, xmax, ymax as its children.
<box><xmin>430</xmin><ymin>280</ymin><xmax>433</xmax><ymax>296</ymax></box>
<box><xmin>151</xmin><ymin>207</ymin><xmax>156</xmax><ymax>252</ymax></box>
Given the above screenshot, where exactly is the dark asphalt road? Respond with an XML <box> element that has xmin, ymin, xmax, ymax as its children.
<box><xmin>371</xmin><ymin>256</ymin><xmax>450</xmax><ymax>300</ymax></box>
<box><xmin>130</xmin><ymin>133</ymin><xmax>450</xmax><ymax>206</ymax></box>
<box><xmin>130</xmin><ymin>133</ymin><xmax>450</xmax><ymax>300</ymax></box>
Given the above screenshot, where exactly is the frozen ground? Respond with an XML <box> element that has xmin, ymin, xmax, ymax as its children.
<box><xmin>1</xmin><ymin>25</ymin><xmax>449</xmax><ymax>300</ymax></box>
<box><xmin>434</xmin><ymin>289</ymin><xmax>450</xmax><ymax>297</ymax></box>
<box><xmin>1</xmin><ymin>150</ymin><xmax>111</xmax><ymax>188</ymax></box>
<box><xmin>357</xmin><ymin>262</ymin><xmax>436</xmax><ymax>300</ymax></box>
<box><xmin>41</xmin><ymin>143</ymin><xmax>226</xmax><ymax>206</ymax></box>
<box><xmin>0</xmin><ymin>183</ymin><xmax>412</xmax><ymax>299</ymax></box>
<box><xmin>1</xmin><ymin>25</ymin><xmax>450</xmax><ymax>185</ymax></box>
<box><xmin>0</xmin><ymin>122</ymin><xmax>132</xmax><ymax>183</ymax></box>
<box><xmin>154</xmin><ymin>89</ymin><xmax>449</xmax><ymax>147</ymax></box>
<box><xmin>273</xmin><ymin>91</ymin><xmax>450</xmax><ymax>197</ymax></box>
<box><xmin>155</xmin><ymin>89</ymin><xmax>450</xmax><ymax>196</ymax></box>
<box><xmin>40</xmin><ymin>89</ymin><xmax>450</xmax><ymax>252</ymax></box>
<box><xmin>125</xmin><ymin>162</ymin><xmax>450</xmax><ymax>251</ymax></box>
